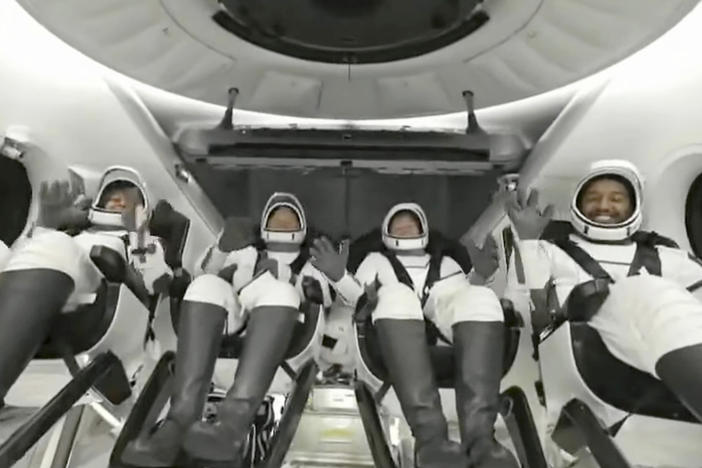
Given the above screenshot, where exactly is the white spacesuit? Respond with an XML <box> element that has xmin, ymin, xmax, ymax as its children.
<box><xmin>505</xmin><ymin>159</ymin><xmax>702</xmax><ymax>423</ymax></box>
<box><xmin>314</xmin><ymin>202</ymin><xmax>517</xmax><ymax>468</ymax></box>
<box><xmin>189</xmin><ymin>192</ymin><xmax>333</xmax><ymax>333</ymax></box>
<box><xmin>124</xmin><ymin>192</ymin><xmax>332</xmax><ymax>467</ymax></box>
<box><xmin>0</xmin><ymin>166</ymin><xmax>171</xmax><ymax>409</ymax></box>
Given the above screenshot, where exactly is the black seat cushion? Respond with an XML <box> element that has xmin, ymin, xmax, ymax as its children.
<box><xmin>32</xmin><ymin>209</ymin><xmax>189</xmax><ymax>360</ymax></box>
<box><xmin>570</xmin><ymin>322</ymin><xmax>696</xmax><ymax>422</ymax></box>
<box><xmin>537</xmin><ymin>221</ymin><xmax>694</xmax><ymax>421</ymax></box>
<box><xmin>348</xmin><ymin>228</ymin><xmax>472</xmax><ymax>274</ymax></box>
<box><xmin>350</xmin><ymin>228</ymin><xmax>519</xmax><ymax>386</ymax></box>
<box><xmin>36</xmin><ymin>281</ymin><xmax>120</xmax><ymax>358</ymax></box>
<box><xmin>357</xmin><ymin>320</ymin><xmax>457</xmax><ymax>387</ymax></box>
<box><xmin>357</xmin><ymin>308</ymin><xmax>521</xmax><ymax>388</ymax></box>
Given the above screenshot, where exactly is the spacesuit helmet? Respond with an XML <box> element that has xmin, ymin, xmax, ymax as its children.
<box><xmin>382</xmin><ymin>203</ymin><xmax>429</xmax><ymax>251</ymax></box>
<box><xmin>260</xmin><ymin>192</ymin><xmax>307</xmax><ymax>245</ymax></box>
<box><xmin>89</xmin><ymin>166</ymin><xmax>150</xmax><ymax>229</ymax></box>
<box><xmin>570</xmin><ymin>159</ymin><xmax>643</xmax><ymax>242</ymax></box>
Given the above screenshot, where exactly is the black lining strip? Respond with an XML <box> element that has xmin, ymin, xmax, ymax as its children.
<box><xmin>438</xmin><ymin>271</ymin><xmax>463</xmax><ymax>281</ymax></box>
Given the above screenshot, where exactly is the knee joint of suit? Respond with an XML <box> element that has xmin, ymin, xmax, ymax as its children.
<box><xmin>240</xmin><ymin>273</ymin><xmax>301</xmax><ymax>310</ymax></box>
<box><xmin>372</xmin><ymin>282</ymin><xmax>424</xmax><ymax>322</ymax></box>
<box><xmin>261</xmin><ymin>279</ymin><xmax>300</xmax><ymax>308</ymax></box>
<box><xmin>184</xmin><ymin>274</ymin><xmax>234</xmax><ymax>310</ymax></box>
<box><xmin>4</xmin><ymin>230</ymin><xmax>81</xmax><ymax>280</ymax></box>
<box><xmin>614</xmin><ymin>275</ymin><xmax>685</xmax><ymax>307</ymax></box>
<box><xmin>450</xmin><ymin>284</ymin><xmax>504</xmax><ymax>325</ymax></box>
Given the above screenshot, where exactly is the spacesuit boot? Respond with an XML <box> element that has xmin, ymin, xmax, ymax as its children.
<box><xmin>0</xmin><ymin>269</ymin><xmax>74</xmax><ymax>406</ymax></box>
<box><xmin>655</xmin><ymin>343</ymin><xmax>702</xmax><ymax>422</ymax></box>
<box><xmin>121</xmin><ymin>300</ymin><xmax>226</xmax><ymax>467</ymax></box>
<box><xmin>182</xmin><ymin>304</ymin><xmax>299</xmax><ymax>466</ymax></box>
<box><xmin>375</xmin><ymin>319</ymin><xmax>469</xmax><ymax>468</ymax></box>
<box><xmin>453</xmin><ymin>321</ymin><xmax>518</xmax><ymax>468</ymax></box>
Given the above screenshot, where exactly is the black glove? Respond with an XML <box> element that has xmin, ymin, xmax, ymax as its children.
<box><xmin>564</xmin><ymin>279</ymin><xmax>611</xmax><ymax>322</ymax></box>
<box><xmin>504</xmin><ymin>189</ymin><xmax>554</xmax><ymax>240</ymax></box>
<box><xmin>152</xmin><ymin>273</ymin><xmax>173</xmax><ymax>296</ymax></box>
<box><xmin>302</xmin><ymin>276</ymin><xmax>324</xmax><ymax>305</ymax></box>
<box><xmin>169</xmin><ymin>268</ymin><xmax>192</xmax><ymax>300</ymax></box>
<box><xmin>310</xmin><ymin>237</ymin><xmax>349</xmax><ymax>282</ymax></box>
<box><xmin>218</xmin><ymin>216</ymin><xmax>256</xmax><ymax>252</ymax></box>
<box><xmin>120</xmin><ymin>187</ymin><xmax>148</xmax><ymax>233</ymax></box>
<box><xmin>36</xmin><ymin>180</ymin><xmax>91</xmax><ymax>231</ymax></box>
<box><xmin>465</xmin><ymin>235</ymin><xmax>499</xmax><ymax>280</ymax></box>
<box><xmin>354</xmin><ymin>275</ymin><xmax>381</xmax><ymax>323</ymax></box>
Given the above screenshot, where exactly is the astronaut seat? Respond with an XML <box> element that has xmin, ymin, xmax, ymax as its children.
<box><xmin>110</xmin><ymin>245</ymin><xmax>326</xmax><ymax>468</ymax></box>
<box><xmin>0</xmin><ymin>192</ymin><xmax>191</xmax><ymax>468</ymax></box>
<box><xmin>215</xmin><ymin>273</ymin><xmax>326</xmax><ymax>378</ymax></box>
<box><xmin>33</xmin><ymin>245</ymin><xmax>152</xmax><ymax>401</ymax></box>
<box><xmin>0</xmin><ymin>246</ymin><xmax>153</xmax><ymax>467</ymax></box>
<box><xmin>346</xmin><ymin>228</ymin><xmax>542</xmax><ymax>468</ymax></box>
<box><xmin>212</xmin><ymin>278</ymin><xmax>325</xmax><ymax>468</ymax></box>
<box><xmin>534</xmin><ymin>221</ymin><xmax>702</xmax><ymax>468</ymax></box>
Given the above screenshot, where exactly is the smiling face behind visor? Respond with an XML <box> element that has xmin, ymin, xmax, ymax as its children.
<box><xmin>389</xmin><ymin>211</ymin><xmax>422</xmax><ymax>238</ymax></box>
<box><xmin>570</xmin><ymin>159</ymin><xmax>643</xmax><ymax>242</ymax></box>
<box><xmin>260</xmin><ymin>192</ymin><xmax>307</xmax><ymax>246</ymax></box>
<box><xmin>577</xmin><ymin>177</ymin><xmax>634</xmax><ymax>225</ymax></box>
<box><xmin>382</xmin><ymin>203</ymin><xmax>429</xmax><ymax>251</ymax></box>
<box><xmin>89</xmin><ymin>166</ymin><xmax>150</xmax><ymax>229</ymax></box>
<box><xmin>99</xmin><ymin>181</ymin><xmax>145</xmax><ymax>213</ymax></box>
<box><xmin>267</xmin><ymin>206</ymin><xmax>301</xmax><ymax>232</ymax></box>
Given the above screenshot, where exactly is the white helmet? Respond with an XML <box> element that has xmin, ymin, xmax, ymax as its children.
<box><xmin>88</xmin><ymin>166</ymin><xmax>150</xmax><ymax>229</ymax></box>
<box><xmin>570</xmin><ymin>159</ymin><xmax>643</xmax><ymax>242</ymax></box>
<box><xmin>382</xmin><ymin>203</ymin><xmax>429</xmax><ymax>251</ymax></box>
<box><xmin>260</xmin><ymin>192</ymin><xmax>307</xmax><ymax>245</ymax></box>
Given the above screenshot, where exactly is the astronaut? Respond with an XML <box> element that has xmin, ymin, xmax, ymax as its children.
<box><xmin>0</xmin><ymin>166</ymin><xmax>172</xmax><ymax>410</ymax></box>
<box><xmin>311</xmin><ymin>202</ymin><xmax>517</xmax><ymax>468</ymax></box>
<box><xmin>505</xmin><ymin>159</ymin><xmax>702</xmax><ymax>423</ymax></box>
<box><xmin>123</xmin><ymin>192</ymin><xmax>333</xmax><ymax>467</ymax></box>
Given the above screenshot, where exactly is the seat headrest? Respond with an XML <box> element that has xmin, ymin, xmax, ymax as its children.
<box><xmin>348</xmin><ymin>228</ymin><xmax>472</xmax><ymax>274</ymax></box>
<box><xmin>148</xmin><ymin>200</ymin><xmax>190</xmax><ymax>270</ymax></box>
